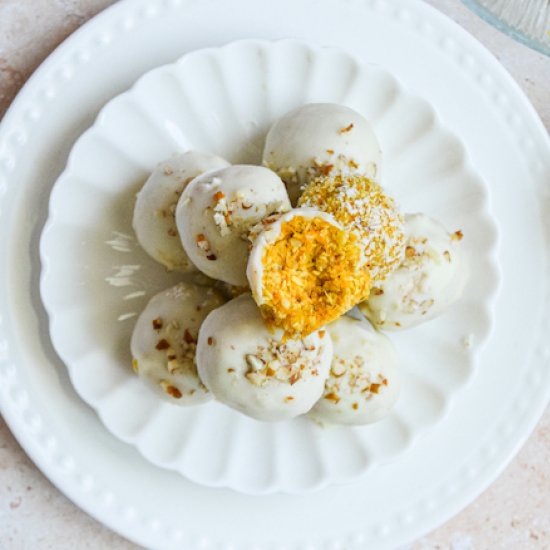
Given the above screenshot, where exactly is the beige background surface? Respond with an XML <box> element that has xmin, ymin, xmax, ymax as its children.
<box><xmin>0</xmin><ymin>0</ymin><xmax>549</xmax><ymax>548</ymax></box>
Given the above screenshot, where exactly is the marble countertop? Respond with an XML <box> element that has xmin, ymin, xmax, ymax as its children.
<box><xmin>1</xmin><ymin>0</ymin><xmax>549</xmax><ymax>548</ymax></box>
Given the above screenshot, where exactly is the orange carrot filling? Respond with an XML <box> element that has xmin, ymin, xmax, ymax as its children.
<box><xmin>259</xmin><ymin>215</ymin><xmax>370</xmax><ymax>338</ymax></box>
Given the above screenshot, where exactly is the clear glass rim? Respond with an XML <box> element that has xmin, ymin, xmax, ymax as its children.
<box><xmin>460</xmin><ymin>0</ymin><xmax>550</xmax><ymax>57</ymax></box>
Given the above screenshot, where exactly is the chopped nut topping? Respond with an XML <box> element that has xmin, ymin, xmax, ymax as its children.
<box><xmin>246</xmin><ymin>354</ymin><xmax>265</xmax><ymax>371</ymax></box>
<box><xmin>330</xmin><ymin>363</ymin><xmax>346</xmax><ymax>377</ymax></box>
<box><xmin>323</xmin><ymin>355</ymin><xmax>390</xmax><ymax>405</ymax></box>
<box><xmin>318</xmin><ymin>163</ymin><xmax>333</xmax><ymax>176</ymax></box>
<box><xmin>196</xmin><ymin>233</ymin><xmax>215</xmax><ymax>256</ymax></box>
<box><xmin>155</xmin><ymin>339</ymin><xmax>170</xmax><ymax>351</ymax></box>
<box><xmin>245</xmin><ymin>371</ymin><xmax>265</xmax><ymax>386</ymax></box>
<box><xmin>167</xmin><ymin>359</ymin><xmax>180</xmax><ymax>374</ymax></box>
<box><xmin>243</xmin><ymin>338</ymin><xmax>322</xmax><ymax>387</ymax></box>
<box><xmin>289</xmin><ymin>372</ymin><xmax>301</xmax><ymax>385</ymax></box>
<box><xmin>338</xmin><ymin>123</ymin><xmax>354</xmax><ymax>134</ymax></box>
<box><xmin>183</xmin><ymin>329</ymin><xmax>196</xmax><ymax>344</ymax></box>
<box><xmin>324</xmin><ymin>392</ymin><xmax>340</xmax><ymax>403</ymax></box>
<box><xmin>152</xmin><ymin>318</ymin><xmax>163</xmax><ymax>330</ymax></box>
<box><xmin>452</xmin><ymin>229</ymin><xmax>463</xmax><ymax>241</ymax></box>
<box><xmin>160</xmin><ymin>380</ymin><xmax>182</xmax><ymax>399</ymax></box>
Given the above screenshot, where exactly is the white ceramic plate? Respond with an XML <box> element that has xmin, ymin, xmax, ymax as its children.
<box><xmin>39</xmin><ymin>40</ymin><xmax>498</xmax><ymax>495</ymax></box>
<box><xmin>1</xmin><ymin>0</ymin><xmax>549</xmax><ymax>547</ymax></box>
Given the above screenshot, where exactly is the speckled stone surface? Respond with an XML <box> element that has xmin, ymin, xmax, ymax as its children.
<box><xmin>0</xmin><ymin>0</ymin><xmax>549</xmax><ymax>548</ymax></box>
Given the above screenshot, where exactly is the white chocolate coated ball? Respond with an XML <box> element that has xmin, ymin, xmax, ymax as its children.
<box><xmin>309</xmin><ymin>316</ymin><xmax>400</xmax><ymax>425</ymax></box>
<box><xmin>196</xmin><ymin>294</ymin><xmax>333</xmax><ymax>422</ymax></box>
<box><xmin>133</xmin><ymin>151</ymin><xmax>229</xmax><ymax>272</ymax></box>
<box><xmin>176</xmin><ymin>165</ymin><xmax>291</xmax><ymax>286</ymax></box>
<box><xmin>131</xmin><ymin>282</ymin><xmax>225</xmax><ymax>405</ymax></box>
<box><xmin>263</xmin><ymin>103</ymin><xmax>382</xmax><ymax>205</ymax></box>
<box><xmin>359</xmin><ymin>213</ymin><xmax>468</xmax><ymax>330</ymax></box>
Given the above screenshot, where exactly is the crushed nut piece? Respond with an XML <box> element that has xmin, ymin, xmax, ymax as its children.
<box><xmin>330</xmin><ymin>363</ymin><xmax>346</xmax><ymax>377</ymax></box>
<box><xmin>246</xmin><ymin>354</ymin><xmax>265</xmax><ymax>371</ymax></box>
<box><xmin>243</xmin><ymin>338</ymin><xmax>322</xmax><ymax>387</ymax></box>
<box><xmin>452</xmin><ymin>230</ymin><xmax>463</xmax><ymax>241</ymax></box>
<box><xmin>155</xmin><ymin>339</ymin><xmax>170</xmax><ymax>351</ymax></box>
<box><xmin>160</xmin><ymin>380</ymin><xmax>182</xmax><ymax>399</ymax></box>
<box><xmin>289</xmin><ymin>372</ymin><xmax>301</xmax><ymax>385</ymax></box>
<box><xmin>245</xmin><ymin>371</ymin><xmax>266</xmax><ymax>386</ymax></box>
<box><xmin>324</xmin><ymin>392</ymin><xmax>340</xmax><ymax>403</ymax></box>
<box><xmin>183</xmin><ymin>329</ymin><xmax>196</xmax><ymax>344</ymax></box>
<box><xmin>339</xmin><ymin>123</ymin><xmax>354</xmax><ymax>133</ymax></box>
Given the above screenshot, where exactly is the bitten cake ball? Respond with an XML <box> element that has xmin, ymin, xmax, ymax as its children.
<box><xmin>196</xmin><ymin>294</ymin><xmax>333</xmax><ymax>422</ymax></box>
<box><xmin>309</xmin><ymin>316</ymin><xmax>400</xmax><ymax>425</ymax></box>
<box><xmin>359</xmin><ymin>213</ymin><xmax>467</xmax><ymax>330</ymax></box>
<box><xmin>247</xmin><ymin>209</ymin><xmax>371</xmax><ymax>339</ymax></box>
<box><xmin>133</xmin><ymin>151</ymin><xmax>230</xmax><ymax>272</ymax></box>
<box><xmin>299</xmin><ymin>174</ymin><xmax>405</xmax><ymax>282</ymax></box>
<box><xmin>262</xmin><ymin>103</ymin><xmax>382</xmax><ymax>205</ymax></box>
<box><xmin>176</xmin><ymin>165</ymin><xmax>291</xmax><ymax>286</ymax></box>
<box><xmin>131</xmin><ymin>282</ymin><xmax>225</xmax><ymax>405</ymax></box>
